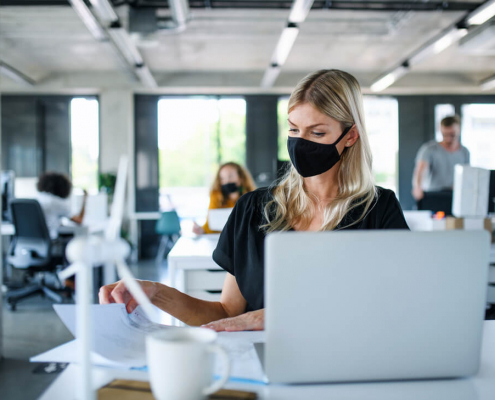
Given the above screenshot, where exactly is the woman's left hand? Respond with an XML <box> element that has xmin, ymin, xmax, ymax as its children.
<box><xmin>202</xmin><ymin>309</ymin><xmax>264</xmax><ymax>332</ymax></box>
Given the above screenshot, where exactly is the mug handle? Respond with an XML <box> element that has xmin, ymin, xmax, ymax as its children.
<box><xmin>202</xmin><ymin>344</ymin><xmax>231</xmax><ymax>396</ymax></box>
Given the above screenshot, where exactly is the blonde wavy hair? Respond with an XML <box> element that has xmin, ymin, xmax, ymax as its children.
<box><xmin>262</xmin><ymin>69</ymin><xmax>376</xmax><ymax>232</ymax></box>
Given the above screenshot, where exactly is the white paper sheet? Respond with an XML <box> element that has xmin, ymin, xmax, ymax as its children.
<box><xmin>37</xmin><ymin>304</ymin><xmax>267</xmax><ymax>382</ymax></box>
<box><xmin>53</xmin><ymin>303</ymin><xmax>171</xmax><ymax>368</ymax></box>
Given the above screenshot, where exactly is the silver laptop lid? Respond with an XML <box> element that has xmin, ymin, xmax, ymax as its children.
<box><xmin>264</xmin><ymin>230</ymin><xmax>490</xmax><ymax>383</ymax></box>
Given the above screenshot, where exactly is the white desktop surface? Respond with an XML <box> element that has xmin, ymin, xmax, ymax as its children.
<box><xmin>39</xmin><ymin>321</ymin><xmax>495</xmax><ymax>400</ymax></box>
<box><xmin>168</xmin><ymin>234</ymin><xmax>220</xmax><ymax>262</ymax></box>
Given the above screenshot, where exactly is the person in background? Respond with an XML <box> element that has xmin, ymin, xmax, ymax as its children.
<box><xmin>36</xmin><ymin>172</ymin><xmax>87</xmax><ymax>239</ymax></box>
<box><xmin>412</xmin><ymin>115</ymin><xmax>470</xmax><ymax>201</ymax></box>
<box><xmin>193</xmin><ymin>162</ymin><xmax>256</xmax><ymax>235</ymax></box>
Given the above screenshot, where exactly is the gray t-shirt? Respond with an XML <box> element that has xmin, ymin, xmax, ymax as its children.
<box><xmin>415</xmin><ymin>141</ymin><xmax>470</xmax><ymax>191</ymax></box>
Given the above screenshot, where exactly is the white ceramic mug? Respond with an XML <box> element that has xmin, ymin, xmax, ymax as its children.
<box><xmin>146</xmin><ymin>328</ymin><xmax>231</xmax><ymax>400</ymax></box>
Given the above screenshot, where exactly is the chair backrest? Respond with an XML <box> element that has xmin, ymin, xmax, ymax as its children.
<box><xmin>155</xmin><ymin>211</ymin><xmax>181</xmax><ymax>236</ymax></box>
<box><xmin>9</xmin><ymin>199</ymin><xmax>52</xmax><ymax>268</ymax></box>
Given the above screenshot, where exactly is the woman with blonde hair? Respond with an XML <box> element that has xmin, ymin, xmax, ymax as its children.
<box><xmin>193</xmin><ymin>162</ymin><xmax>256</xmax><ymax>235</ymax></box>
<box><xmin>99</xmin><ymin>70</ymin><xmax>409</xmax><ymax>331</ymax></box>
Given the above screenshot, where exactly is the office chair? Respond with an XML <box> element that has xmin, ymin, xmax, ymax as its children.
<box><xmin>155</xmin><ymin>211</ymin><xmax>181</xmax><ymax>265</ymax></box>
<box><xmin>5</xmin><ymin>199</ymin><xmax>66</xmax><ymax>311</ymax></box>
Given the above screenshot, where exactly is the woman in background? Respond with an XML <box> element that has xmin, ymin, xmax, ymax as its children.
<box><xmin>193</xmin><ymin>162</ymin><xmax>256</xmax><ymax>234</ymax></box>
<box><xmin>36</xmin><ymin>172</ymin><xmax>87</xmax><ymax>239</ymax></box>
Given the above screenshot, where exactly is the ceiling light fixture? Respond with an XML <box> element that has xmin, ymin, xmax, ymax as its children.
<box><xmin>288</xmin><ymin>0</ymin><xmax>315</xmax><ymax>23</ymax></box>
<box><xmin>135</xmin><ymin>65</ymin><xmax>157</xmax><ymax>88</ymax></box>
<box><xmin>0</xmin><ymin>61</ymin><xmax>35</xmax><ymax>86</ymax></box>
<box><xmin>272</xmin><ymin>23</ymin><xmax>300</xmax><ymax>66</ymax></box>
<box><xmin>409</xmin><ymin>27</ymin><xmax>468</xmax><ymax>66</ymax></box>
<box><xmin>370</xmin><ymin>64</ymin><xmax>409</xmax><ymax>92</ymax></box>
<box><xmin>108</xmin><ymin>23</ymin><xmax>144</xmax><ymax>66</ymax></box>
<box><xmin>261</xmin><ymin>64</ymin><xmax>281</xmax><ymax>88</ymax></box>
<box><xmin>69</xmin><ymin>0</ymin><xmax>106</xmax><ymax>41</ymax></box>
<box><xmin>467</xmin><ymin>0</ymin><xmax>495</xmax><ymax>26</ymax></box>
<box><xmin>89</xmin><ymin>0</ymin><xmax>119</xmax><ymax>23</ymax></box>
<box><xmin>481</xmin><ymin>74</ymin><xmax>495</xmax><ymax>90</ymax></box>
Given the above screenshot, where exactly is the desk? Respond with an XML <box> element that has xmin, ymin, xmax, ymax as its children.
<box><xmin>168</xmin><ymin>235</ymin><xmax>225</xmax><ymax>302</ymax></box>
<box><xmin>1</xmin><ymin>222</ymin><xmax>15</xmax><ymax>236</ymax></box>
<box><xmin>38</xmin><ymin>321</ymin><xmax>495</xmax><ymax>400</ymax></box>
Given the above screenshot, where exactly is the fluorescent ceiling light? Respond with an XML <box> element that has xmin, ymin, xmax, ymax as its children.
<box><xmin>0</xmin><ymin>62</ymin><xmax>35</xmax><ymax>86</ymax></box>
<box><xmin>261</xmin><ymin>65</ymin><xmax>281</xmax><ymax>88</ymax></box>
<box><xmin>108</xmin><ymin>27</ymin><xmax>144</xmax><ymax>66</ymax></box>
<box><xmin>288</xmin><ymin>0</ymin><xmax>315</xmax><ymax>23</ymax></box>
<box><xmin>409</xmin><ymin>27</ymin><xmax>468</xmax><ymax>66</ymax></box>
<box><xmin>135</xmin><ymin>65</ymin><xmax>157</xmax><ymax>88</ymax></box>
<box><xmin>69</xmin><ymin>0</ymin><xmax>106</xmax><ymax>41</ymax></box>
<box><xmin>272</xmin><ymin>25</ymin><xmax>299</xmax><ymax>66</ymax></box>
<box><xmin>89</xmin><ymin>0</ymin><xmax>119</xmax><ymax>23</ymax></box>
<box><xmin>467</xmin><ymin>0</ymin><xmax>495</xmax><ymax>26</ymax></box>
<box><xmin>481</xmin><ymin>74</ymin><xmax>495</xmax><ymax>90</ymax></box>
<box><xmin>370</xmin><ymin>65</ymin><xmax>409</xmax><ymax>92</ymax></box>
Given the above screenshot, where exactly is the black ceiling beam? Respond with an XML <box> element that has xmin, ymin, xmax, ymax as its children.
<box><xmin>0</xmin><ymin>0</ymin><xmax>483</xmax><ymax>11</ymax></box>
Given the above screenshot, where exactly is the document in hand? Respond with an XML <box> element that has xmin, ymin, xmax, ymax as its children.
<box><xmin>53</xmin><ymin>303</ymin><xmax>172</xmax><ymax>368</ymax></box>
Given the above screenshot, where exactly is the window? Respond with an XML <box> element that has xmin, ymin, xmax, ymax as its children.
<box><xmin>277</xmin><ymin>96</ymin><xmax>399</xmax><ymax>193</ymax></box>
<box><xmin>70</xmin><ymin>98</ymin><xmax>99</xmax><ymax>192</ymax></box>
<box><xmin>435</xmin><ymin>104</ymin><xmax>455</xmax><ymax>142</ymax></box>
<box><xmin>363</xmin><ymin>97</ymin><xmax>399</xmax><ymax>193</ymax></box>
<box><xmin>277</xmin><ymin>97</ymin><xmax>290</xmax><ymax>161</ymax></box>
<box><xmin>157</xmin><ymin>97</ymin><xmax>246</xmax><ymax>224</ymax></box>
<box><xmin>461</xmin><ymin>104</ymin><xmax>495</xmax><ymax>170</ymax></box>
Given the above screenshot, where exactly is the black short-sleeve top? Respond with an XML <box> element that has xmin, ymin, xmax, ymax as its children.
<box><xmin>212</xmin><ymin>186</ymin><xmax>410</xmax><ymax>312</ymax></box>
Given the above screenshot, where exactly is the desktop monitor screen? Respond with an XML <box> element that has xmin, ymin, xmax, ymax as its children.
<box><xmin>1</xmin><ymin>171</ymin><xmax>15</xmax><ymax>221</ymax></box>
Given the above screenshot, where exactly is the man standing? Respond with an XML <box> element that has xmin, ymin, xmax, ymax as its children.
<box><xmin>412</xmin><ymin>115</ymin><xmax>470</xmax><ymax>201</ymax></box>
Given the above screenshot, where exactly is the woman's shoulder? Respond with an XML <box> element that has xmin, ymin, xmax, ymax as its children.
<box><xmin>236</xmin><ymin>187</ymin><xmax>272</xmax><ymax>209</ymax></box>
<box><xmin>369</xmin><ymin>186</ymin><xmax>399</xmax><ymax>210</ymax></box>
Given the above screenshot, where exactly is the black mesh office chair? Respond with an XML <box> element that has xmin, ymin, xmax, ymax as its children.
<box><xmin>5</xmin><ymin>199</ymin><xmax>66</xmax><ymax>311</ymax></box>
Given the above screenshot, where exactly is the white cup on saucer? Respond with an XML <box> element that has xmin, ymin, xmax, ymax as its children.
<box><xmin>146</xmin><ymin>328</ymin><xmax>231</xmax><ymax>400</ymax></box>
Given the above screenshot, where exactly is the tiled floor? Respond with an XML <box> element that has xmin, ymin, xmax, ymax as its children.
<box><xmin>0</xmin><ymin>259</ymin><xmax>167</xmax><ymax>400</ymax></box>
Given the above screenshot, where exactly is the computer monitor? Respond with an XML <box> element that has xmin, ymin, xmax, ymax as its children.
<box><xmin>417</xmin><ymin>190</ymin><xmax>453</xmax><ymax>216</ymax></box>
<box><xmin>1</xmin><ymin>171</ymin><xmax>15</xmax><ymax>221</ymax></box>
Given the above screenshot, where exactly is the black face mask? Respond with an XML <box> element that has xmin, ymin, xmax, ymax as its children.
<box><xmin>287</xmin><ymin>126</ymin><xmax>352</xmax><ymax>178</ymax></box>
<box><xmin>221</xmin><ymin>182</ymin><xmax>239</xmax><ymax>195</ymax></box>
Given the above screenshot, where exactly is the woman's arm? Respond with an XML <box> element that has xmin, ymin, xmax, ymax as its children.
<box><xmin>71</xmin><ymin>190</ymin><xmax>87</xmax><ymax>224</ymax></box>
<box><xmin>99</xmin><ymin>273</ymin><xmax>247</xmax><ymax>326</ymax></box>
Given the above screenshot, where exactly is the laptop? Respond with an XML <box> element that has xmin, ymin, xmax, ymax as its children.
<box><xmin>208</xmin><ymin>208</ymin><xmax>233</xmax><ymax>231</ymax></box>
<box><xmin>258</xmin><ymin>230</ymin><xmax>490</xmax><ymax>384</ymax></box>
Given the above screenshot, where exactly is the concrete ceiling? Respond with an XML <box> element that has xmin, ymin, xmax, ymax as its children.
<box><xmin>0</xmin><ymin>2</ymin><xmax>494</xmax><ymax>93</ymax></box>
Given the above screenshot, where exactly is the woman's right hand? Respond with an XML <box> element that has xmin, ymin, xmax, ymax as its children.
<box><xmin>192</xmin><ymin>222</ymin><xmax>205</xmax><ymax>235</ymax></box>
<box><xmin>99</xmin><ymin>279</ymin><xmax>162</xmax><ymax>313</ymax></box>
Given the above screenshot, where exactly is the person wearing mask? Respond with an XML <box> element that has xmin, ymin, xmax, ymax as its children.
<box><xmin>99</xmin><ymin>69</ymin><xmax>409</xmax><ymax>332</ymax></box>
<box><xmin>193</xmin><ymin>162</ymin><xmax>256</xmax><ymax>235</ymax></box>
<box><xmin>412</xmin><ymin>115</ymin><xmax>470</xmax><ymax>201</ymax></box>
<box><xmin>36</xmin><ymin>172</ymin><xmax>87</xmax><ymax>239</ymax></box>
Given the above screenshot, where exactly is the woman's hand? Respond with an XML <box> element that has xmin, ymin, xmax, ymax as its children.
<box><xmin>99</xmin><ymin>279</ymin><xmax>162</xmax><ymax>314</ymax></box>
<box><xmin>202</xmin><ymin>309</ymin><xmax>264</xmax><ymax>332</ymax></box>
<box><xmin>192</xmin><ymin>222</ymin><xmax>205</xmax><ymax>235</ymax></box>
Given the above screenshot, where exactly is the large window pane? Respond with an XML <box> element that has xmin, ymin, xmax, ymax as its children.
<box><xmin>277</xmin><ymin>97</ymin><xmax>290</xmax><ymax>161</ymax></box>
<box><xmin>277</xmin><ymin>96</ymin><xmax>399</xmax><ymax>194</ymax></box>
<box><xmin>158</xmin><ymin>97</ymin><xmax>246</xmax><ymax>224</ymax></box>
<box><xmin>363</xmin><ymin>96</ymin><xmax>399</xmax><ymax>194</ymax></box>
<box><xmin>70</xmin><ymin>98</ymin><xmax>99</xmax><ymax>192</ymax></box>
<box><xmin>461</xmin><ymin>104</ymin><xmax>495</xmax><ymax>170</ymax></box>
<box><xmin>435</xmin><ymin>104</ymin><xmax>455</xmax><ymax>142</ymax></box>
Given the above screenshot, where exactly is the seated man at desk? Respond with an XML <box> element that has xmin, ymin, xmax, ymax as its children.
<box><xmin>100</xmin><ymin>69</ymin><xmax>409</xmax><ymax>331</ymax></box>
<box><xmin>36</xmin><ymin>172</ymin><xmax>87</xmax><ymax>239</ymax></box>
